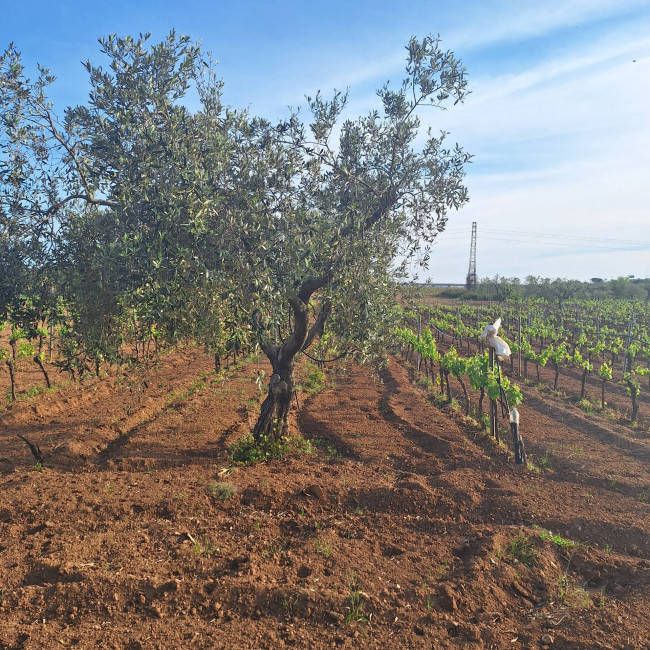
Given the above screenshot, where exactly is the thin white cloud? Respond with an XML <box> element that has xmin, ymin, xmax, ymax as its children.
<box><xmin>427</xmin><ymin>150</ymin><xmax>650</xmax><ymax>281</ymax></box>
<box><xmin>469</xmin><ymin>36</ymin><xmax>650</xmax><ymax>105</ymax></box>
<box><xmin>449</xmin><ymin>0</ymin><xmax>650</xmax><ymax>51</ymax></box>
<box><xmin>431</xmin><ymin>36</ymin><xmax>650</xmax><ymax>148</ymax></box>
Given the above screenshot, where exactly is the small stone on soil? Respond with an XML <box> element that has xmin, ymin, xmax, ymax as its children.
<box><xmin>303</xmin><ymin>484</ymin><xmax>324</xmax><ymax>499</ymax></box>
<box><xmin>439</xmin><ymin>585</ymin><xmax>459</xmax><ymax>612</ymax></box>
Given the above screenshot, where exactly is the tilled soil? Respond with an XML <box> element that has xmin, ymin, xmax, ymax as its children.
<box><xmin>0</xmin><ymin>347</ymin><xmax>649</xmax><ymax>649</ymax></box>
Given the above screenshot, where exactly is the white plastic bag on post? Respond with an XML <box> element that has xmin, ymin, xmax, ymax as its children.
<box><xmin>479</xmin><ymin>317</ymin><xmax>511</xmax><ymax>361</ymax></box>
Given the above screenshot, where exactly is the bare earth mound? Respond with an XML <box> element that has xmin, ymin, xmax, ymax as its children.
<box><xmin>1</xmin><ymin>349</ymin><xmax>648</xmax><ymax>649</ymax></box>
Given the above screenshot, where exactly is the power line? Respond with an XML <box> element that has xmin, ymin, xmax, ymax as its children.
<box><xmin>438</xmin><ymin>235</ymin><xmax>648</xmax><ymax>251</ymax></box>
<box><xmin>482</xmin><ymin>228</ymin><xmax>650</xmax><ymax>246</ymax></box>
<box><xmin>443</xmin><ymin>227</ymin><xmax>650</xmax><ymax>247</ymax></box>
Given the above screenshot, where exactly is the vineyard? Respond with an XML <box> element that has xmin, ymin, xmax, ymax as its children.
<box><xmin>398</xmin><ymin>293</ymin><xmax>650</xmax><ymax>430</ymax></box>
<box><xmin>0</xmin><ymin>298</ymin><xmax>649</xmax><ymax>649</ymax></box>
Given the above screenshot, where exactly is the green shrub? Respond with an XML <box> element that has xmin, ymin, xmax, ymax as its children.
<box><xmin>302</xmin><ymin>363</ymin><xmax>326</xmax><ymax>395</ymax></box>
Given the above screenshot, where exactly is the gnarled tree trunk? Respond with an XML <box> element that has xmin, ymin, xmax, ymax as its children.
<box><xmin>253</xmin><ymin>278</ymin><xmax>332</xmax><ymax>443</ymax></box>
<box><xmin>253</xmin><ymin>356</ymin><xmax>295</xmax><ymax>441</ymax></box>
<box><xmin>251</xmin><ymin>191</ymin><xmax>396</xmax><ymax>443</ymax></box>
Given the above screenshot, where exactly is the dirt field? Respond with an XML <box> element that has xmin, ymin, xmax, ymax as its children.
<box><xmin>0</xmin><ymin>345</ymin><xmax>649</xmax><ymax>649</ymax></box>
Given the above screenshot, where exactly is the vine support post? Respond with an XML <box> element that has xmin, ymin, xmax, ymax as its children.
<box><xmin>517</xmin><ymin>314</ymin><xmax>522</xmax><ymax>378</ymax></box>
<box><xmin>510</xmin><ymin>408</ymin><xmax>526</xmax><ymax>465</ymax></box>
<box><xmin>416</xmin><ymin>313</ymin><xmax>422</xmax><ymax>372</ymax></box>
<box><xmin>489</xmin><ymin>347</ymin><xmax>498</xmax><ymax>441</ymax></box>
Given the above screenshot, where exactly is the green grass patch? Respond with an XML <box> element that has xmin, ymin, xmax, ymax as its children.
<box><xmin>507</xmin><ymin>534</ymin><xmax>538</xmax><ymax>567</ymax></box>
<box><xmin>208</xmin><ymin>481</ymin><xmax>236</xmax><ymax>500</ymax></box>
<box><xmin>537</xmin><ymin>528</ymin><xmax>577</xmax><ymax>548</ymax></box>
<box><xmin>228</xmin><ymin>434</ymin><xmax>314</xmax><ymax>465</ymax></box>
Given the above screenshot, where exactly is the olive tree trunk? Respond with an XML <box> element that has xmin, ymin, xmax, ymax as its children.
<box><xmin>253</xmin><ymin>278</ymin><xmax>331</xmax><ymax>442</ymax></box>
<box><xmin>253</xmin><ymin>355</ymin><xmax>296</xmax><ymax>441</ymax></box>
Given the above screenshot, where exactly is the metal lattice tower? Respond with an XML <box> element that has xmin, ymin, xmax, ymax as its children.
<box><xmin>465</xmin><ymin>222</ymin><xmax>477</xmax><ymax>290</ymax></box>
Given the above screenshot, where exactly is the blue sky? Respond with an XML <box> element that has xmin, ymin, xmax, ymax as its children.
<box><xmin>2</xmin><ymin>0</ymin><xmax>649</xmax><ymax>282</ymax></box>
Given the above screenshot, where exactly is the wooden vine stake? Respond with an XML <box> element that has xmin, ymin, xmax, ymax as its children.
<box><xmin>489</xmin><ymin>347</ymin><xmax>498</xmax><ymax>441</ymax></box>
<box><xmin>510</xmin><ymin>408</ymin><xmax>526</xmax><ymax>465</ymax></box>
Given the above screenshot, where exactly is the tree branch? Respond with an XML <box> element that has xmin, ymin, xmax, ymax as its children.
<box><xmin>281</xmin><ymin>271</ymin><xmax>336</xmax><ymax>362</ymax></box>
<box><xmin>362</xmin><ymin>187</ymin><xmax>398</xmax><ymax>233</ymax></box>
<box><xmin>45</xmin><ymin>193</ymin><xmax>118</xmax><ymax>218</ymax></box>
<box><xmin>297</xmin><ymin>274</ymin><xmax>332</xmax><ymax>303</ymax></box>
<box><xmin>282</xmin><ymin>294</ymin><xmax>309</xmax><ymax>360</ymax></box>
<box><xmin>302</xmin><ymin>300</ymin><xmax>332</xmax><ymax>352</ymax></box>
<box><xmin>250</xmin><ymin>310</ymin><xmax>279</xmax><ymax>361</ymax></box>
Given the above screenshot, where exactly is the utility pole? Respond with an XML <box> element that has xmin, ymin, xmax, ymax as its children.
<box><xmin>465</xmin><ymin>221</ymin><xmax>477</xmax><ymax>290</ymax></box>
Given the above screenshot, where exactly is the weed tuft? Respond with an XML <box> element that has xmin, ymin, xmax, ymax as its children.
<box><xmin>193</xmin><ymin>537</ymin><xmax>218</xmax><ymax>557</ymax></box>
<box><xmin>556</xmin><ymin>573</ymin><xmax>590</xmax><ymax>608</ymax></box>
<box><xmin>208</xmin><ymin>481</ymin><xmax>236</xmax><ymax>500</ymax></box>
<box><xmin>344</xmin><ymin>573</ymin><xmax>368</xmax><ymax>625</ymax></box>
<box><xmin>537</xmin><ymin>528</ymin><xmax>576</xmax><ymax>548</ymax></box>
<box><xmin>507</xmin><ymin>534</ymin><xmax>538</xmax><ymax>567</ymax></box>
<box><xmin>316</xmin><ymin>540</ymin><xmax>333</xmax><ymax>557</ymax></box>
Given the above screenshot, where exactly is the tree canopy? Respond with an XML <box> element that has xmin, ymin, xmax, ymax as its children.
<box><xmin>1</xmin><ymin>32</ymin><xmax>471</xmax><ymax>439</ymax></box>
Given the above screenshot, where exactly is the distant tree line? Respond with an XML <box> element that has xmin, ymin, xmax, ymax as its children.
<box><xmin>435</xmin><ymin>276</ymin><xmax>650</xmax><ymax>304</ymax></box>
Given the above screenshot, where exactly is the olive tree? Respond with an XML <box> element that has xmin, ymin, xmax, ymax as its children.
<box><xmin>199</xmin><ymin>35</ymin><xmax>472</xmax><ymax>440</ymax></box>
<box><xmin>2</xmin><ymin>33</ymin><xmax>235</xmax><ymax>366</ymax></box>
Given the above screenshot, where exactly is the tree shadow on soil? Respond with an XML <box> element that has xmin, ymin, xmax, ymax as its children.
<box><xmin>537</xmin><ymin>516</ymin><xmax>650</xmax><ymax>559</ymax></box>
<box><xmin>524</xmin><ymin>394</ymin><xmax>650</xmax><ymax>463</ymax></box>
<box><xmin>541</xmin><ymin>467</ymin><xmax>650</xmax><ymax>503</ymax></box>
<box><xmin>297</xmin><ymin>409</ymin><xmax>360</xmax><ymax>461</ymax></box>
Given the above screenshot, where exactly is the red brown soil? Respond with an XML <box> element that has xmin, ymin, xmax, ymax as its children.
<box><xmin>1</xmin><ymin>345</ymin><xmax>649</xmax><ymax>649</ymax></box>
